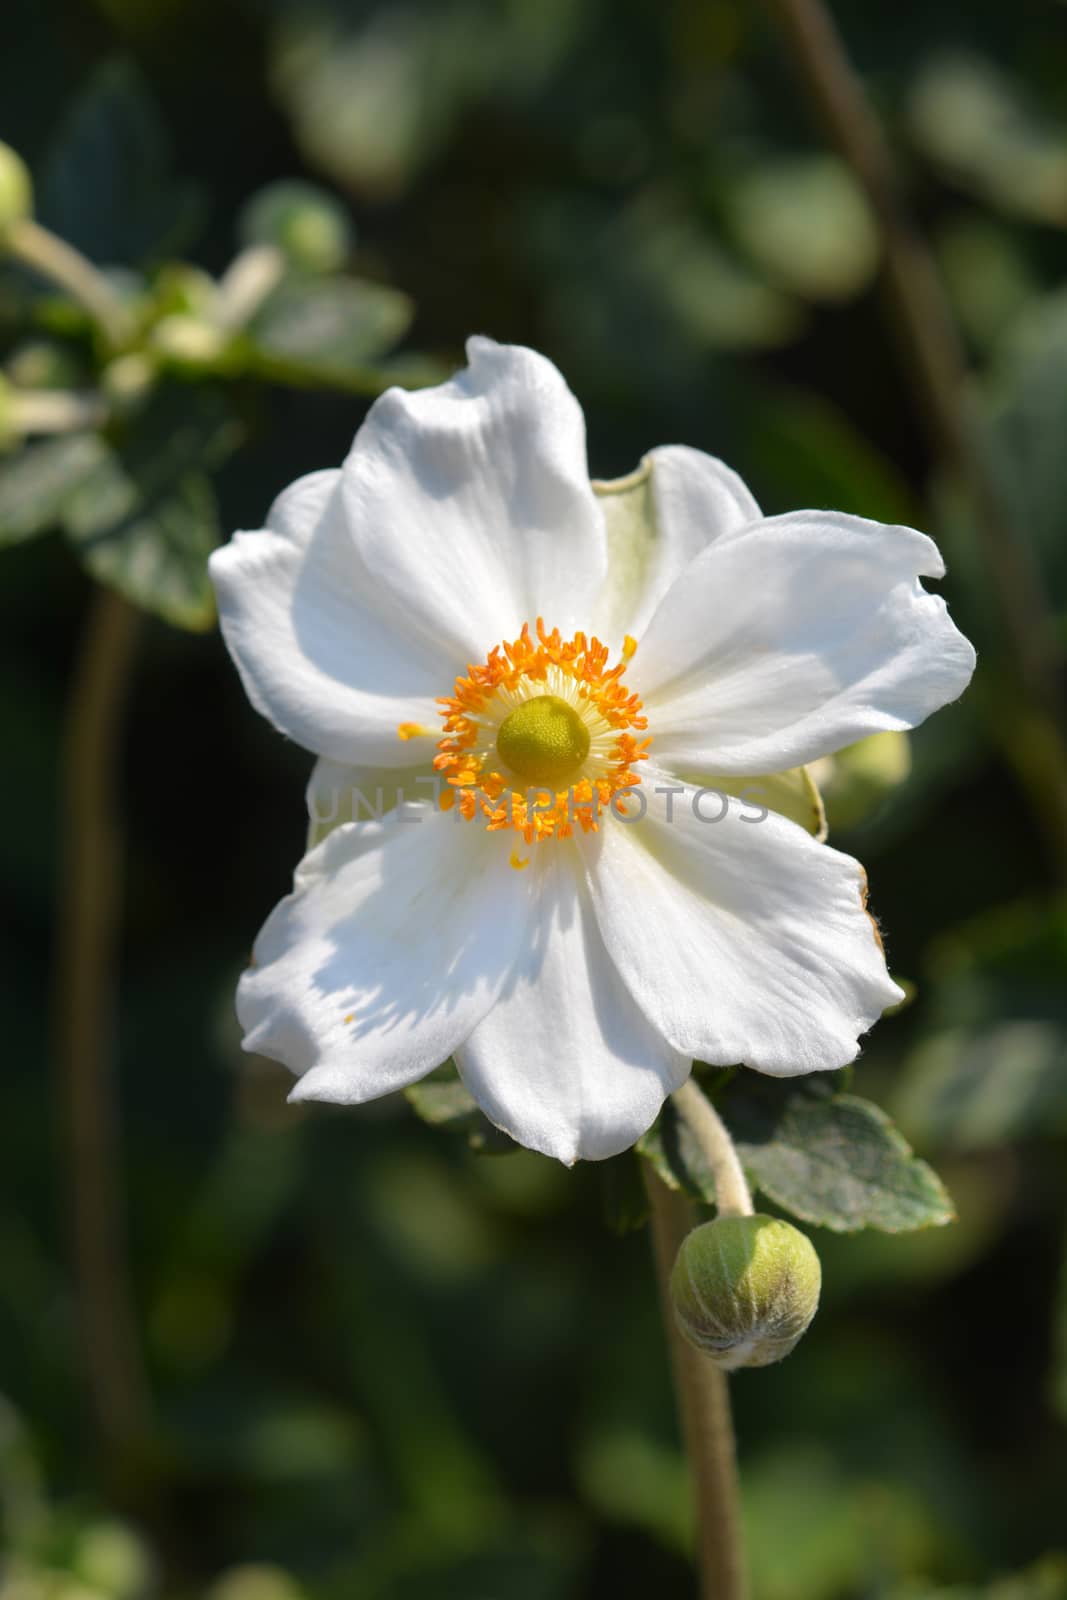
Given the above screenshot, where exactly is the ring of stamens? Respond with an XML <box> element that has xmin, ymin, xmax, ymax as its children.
<box><xmin>431</xmin><ymin>619</ymin><xmax>649</xmax><ymax>846</ymax></box>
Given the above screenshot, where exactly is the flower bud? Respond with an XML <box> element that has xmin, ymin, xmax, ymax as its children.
<box><xmin>670</xmin><ymin>1214</ymin><xmax>821</xmax><ymax>1370</ymax></box>
<box><xmin>0</xmin><ymin>141</ymin><xmax>32</xmax><ymax>234</ymax></box>
<box><xmin>239</xmin><ymin>181</ymin><xmax>352</xmax><ymax>274</ymax></box>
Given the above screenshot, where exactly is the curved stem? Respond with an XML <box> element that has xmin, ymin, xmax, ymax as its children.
<box><xmin>6</xmin><ymin>218</ymin><xmax>132</xmax><ymax>349</ymax></box>
<box><xmin>672</xmin><ymin>1080</ymin><xmax>754</xmax><ymax>1218</ymax></box>
<box><xmin>54</xmin><ymin>583</ymin><xmax>151</xmax><ymax>1472</ymax></box>
<box><xmin>763</xmin><ymin>0</ymin><xmax>1067</xmax><ymax>862</ymax></box>
<box><xmin>646</xmin><ymin>1168</ymin><xmax>747</xmax><ymax>1600</ymax></box>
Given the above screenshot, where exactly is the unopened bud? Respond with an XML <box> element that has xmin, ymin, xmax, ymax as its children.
<box><xmin>239</xmin><ymin>181</ymin><xmax>352</xmax><ymax>274</ymax></box>
<box><xmin>670</xmin><ymin>1214</ymin><xmax>821</xmax><ymax>1370</ymax></box>
<box><xmin>0</xmin><ymin>142</ymin><xmax>32</xmax><ymax>235</ymax></box>
<box><xmin>151</xmin><ymin>313</ymin><xmax>227</xmax><ymax>366</ymax></box>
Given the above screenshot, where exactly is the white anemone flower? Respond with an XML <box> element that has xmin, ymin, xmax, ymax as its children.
<box><xmin>210</xmin><ymin>337</ymin><xmax>975</xmax><ymax>1164</ymax></box>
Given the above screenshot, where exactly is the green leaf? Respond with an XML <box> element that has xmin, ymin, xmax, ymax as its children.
<box><xmin>244</xmin><ymin>276</ymin><xmax>414</xmax><ymax>387</ymax></box>
<box><xmin>893</xmin><ymin>896</ymin><xmax>1067</xmax><ymax>1149</ymax></box>
<box><xmin>742</xmin><ymin>386</ymin><xmax>917</xmax><ymax>528</ymax></box>
<box><xmin>725</xmin><ymin>1078</ymin><xmax>956</xmax><ymax>1234</ymax></box>
<box><xmin>37</xmin><ymin>59</ymin><xmax>200</xmax><ymax>265</ymax></box>
<box><xmin>0</xmin><ymin>433</ymin><xmax>107</xmax><ymax>546</ymax></box>
<box><xmin>908</xmin><ymin>53</ymin><xmax>1067</xmax><ymax>227</ymax></box>
<box><xmin>895</xmin><ymin>1023</ymin><xmax>1067</xmax><ymax>1150</ymax></box>
<box><xmin>726</xmin><ymin>155</ymin><xmax>878</xmax><ymax>303</ymax></box>
<box><xmin>636</xmin><ymin>1095</ymin><xmax>718</xmax><ymax>1206</ymax></box>
<box><xmin>405</xmin><ymin>1066</ymin><xmax>516</xmax><ymax>1155</ymax></box>
<box><xmin>890</xmin><ymin>1556</ymin><xmax>1067</xmax><ymax>1600</ymax></box>
<box><xmin>62</xmin><ymin>386</ymin><xmax>240</xmax><ymax>630</ymax></box>
<box><xmin>600</xmin><ymin>1151</ymin><xmax>650</xmax><ymax>1235</ymax></box>
<box><xmin>638</xmin><ymin>1076</ymin><xmax>953</xmax><ymax>1232</ymax></box>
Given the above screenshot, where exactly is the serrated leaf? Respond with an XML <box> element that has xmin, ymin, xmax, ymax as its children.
<box><xmin>244</xmin><ymin>276</ymin><xmax>414</xmax><ymax>387</ymax></box>
<box><xmin>725</xmin><ymin>1079</ymin><xmax>955</xmax><ymax>1233</ymax></box>
<box><xmin>638</xmin><ymin>1077</ymin><xmax>954</xmax><ymax>1232</ymax></box>
<box><xmin>66</xmin><ymin>466</ymin><xmax>220</xmax><ymax>630</ymax></box>
<box><xmin>405</xmin><ymin>1068</ymin><xmax>515</xmax><ymax>1155</ymax></box>
<box><xmin>62</xmin><ymin>386</ymin><xmax>240</xmax><ymax>630</ymax></box>
<box><xmin>0</xmin><ymin>433</ymin><xmax>107</xmax><ymax>546</ymax></box>
<box><xmin>37</xmin><ymin>59</ymin><xmax>200</xmax><ymax>265</ymax></box>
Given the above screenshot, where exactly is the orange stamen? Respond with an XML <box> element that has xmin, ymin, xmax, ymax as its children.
<box><xmin>434</xmin><ymin>618</ymin><xmax>649</xmax><ymax>845</ymax></box>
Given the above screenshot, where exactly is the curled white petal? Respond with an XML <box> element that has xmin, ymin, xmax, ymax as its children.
<box><xmin>584</xmin><ymin>777</ymin><xmax>903</xmax><ymax>1075</ymax></box>
<box><xmin>341</xmin><ymin>336</ymin><xmax>607</xmax><ymax>661</ymax></box>
<box><xmin>633</xmin><ymin>510</ymin><xmax>976</xmax><ymax>773</ymax></box>
<box><xmin>210</xmin><ymin>470</ymin><xmax>447</xmax><ymax>765</ymax></box>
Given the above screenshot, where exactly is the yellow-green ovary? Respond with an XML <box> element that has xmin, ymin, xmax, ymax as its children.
<box><xmin>496</xmin><ymin>694</ymin><xmax>591</xmax><ymax>787</ymax></box>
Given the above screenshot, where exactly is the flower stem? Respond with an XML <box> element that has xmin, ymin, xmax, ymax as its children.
<box><xmin>10</xmin><ymin>388</ymin><xmax>107</xmax><ymax>435</ymax></box>
<box><xmin>672</xmin><ymin>1080</ymin><xmax>754</xmax><ymax>1219</ymax></box>
<box><xmin>6</xmin><ymin>217</ymin><xmax>132</xmax><ymax>348</ymax></box>
<box><xmin>762</xmin><ymin>0</ymin><xmax>1067</xmax><ymax>872</ymax></box>
<box><xmin>54</xmin><ymin>583</ymin><xmax>152</xmax><ymax>1477</ymax></box>
<box><xmin>213</xmin><ymin>243</ymin><xmax>286</xmax><ymax>332</ymax></box>
<box><xmin>646</xmin><ymin>1167</ymin><xmax>748</xmax><ymax>1600</ymax></box>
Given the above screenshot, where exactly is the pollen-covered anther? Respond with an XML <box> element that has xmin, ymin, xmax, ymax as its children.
<box><xmin>434</xmin><ymin>618</ymin><xmax>650</xmax><ymax>843</ymax></box>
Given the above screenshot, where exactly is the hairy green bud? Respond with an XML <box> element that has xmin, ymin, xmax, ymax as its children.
<box><xmin>0</xmin><ymin>142</ymin><xmax>32</xmax><ymax>234</ymax></box>
<box><xmin>239</xmin><ymin>181</ymin><xmax>352</xmax><ymax>274</ymax></box>
<box><xmin>670</xmin><ymin>1214</ymin><xmax>821</xmax><ymax>1370</ymax></box>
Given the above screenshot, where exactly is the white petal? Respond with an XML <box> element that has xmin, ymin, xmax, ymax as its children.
<box><xmin>305</xmin><ymin>756</ymin><xmax>443</xmax><ymax>848</ymax></box>
<box><xmin>593</xmin><ymin>446</ymin><xmax>761</xmax><ymax>645</ymax></box>
<box><xmin>210</xmin><ymin>470</ymin><xmax>448</xmax><ymax>765</ymax></box>
<box><xmin>237</xmin><ymin>807</ymin><xmax>532</xmax><ymax>1103</ymax></box>
<box><xmin>341</xmin><ymin>337</ymin><xmax>607</xmax><ymax>661</ymax></box>
<box><xmin>455</xmin><ymin>846</ymin><xmax>690</xmax><ymax>1163</ymax></box>
<box><xmin>585</xmin><ymin>779</ymin><xmax>902</xmax><ymax>1075</ymax></box>
<box><xmin>634</xmin><ymin>510</ymin><xmax>977</xmax><ymax>773</ymax></box>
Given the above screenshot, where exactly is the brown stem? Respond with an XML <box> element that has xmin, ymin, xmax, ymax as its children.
<box><xmin>54</xmin><ymin>583</ymin><xmax>151</xmax><ymax>1471</ymax></box>
<box><xmin>763</xmin><ymin>0</ymin><xmax>1067</xmax><ymax>831</ymax></box>
<box><xmin>645</xmin><ymin>1168</ymin><xmax>747</xmax><ymax>1600</ymax></box>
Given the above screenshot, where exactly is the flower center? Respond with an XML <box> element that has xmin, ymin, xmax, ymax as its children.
<box><xmin>422</xmin><ymin>618</ymin><xmax>649</xmax><ymax>849</ymax></box>
<box><xmin>495</xmin><ymin>693</ymin><xmax>591</xmax><ymax>787</ymax></box>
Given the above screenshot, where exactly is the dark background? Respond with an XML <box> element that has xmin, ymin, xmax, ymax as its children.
<box><xmin>3</xmin><ymin>0</ymin><xmax>1067</xmax><ymax>1595</ymax></box>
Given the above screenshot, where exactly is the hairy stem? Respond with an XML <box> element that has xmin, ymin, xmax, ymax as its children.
<box><xmin>672</xmin><ymin>1080</ymin><xmax>754</xmax><ymax>1219</ymax></box>
<box><xmin>54</xmin><ymin>583</ymin><xmax>151</xmax><ymax>1471</ymax></box>
<box><xmin>646</xmin><ymin>1168</ymin><xmax>747</xmax><ymax>1600</ymax></box>
<box><xmin>7</xmin><ymin>218</ymin><xmax>132</xmax><ymax>348</ymax></box>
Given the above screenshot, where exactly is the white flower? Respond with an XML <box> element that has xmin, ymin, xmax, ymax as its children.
<box><xmin>210</xmin><ymin>337</ymin><xmax>975</xmax><ymax>1164</ymax></box>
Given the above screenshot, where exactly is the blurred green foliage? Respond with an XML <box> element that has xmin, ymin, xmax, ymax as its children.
<box><xmin>3</xmin><ymin>0</ymin><xmax>1067</xmax><ymax>1596</ymax></box>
